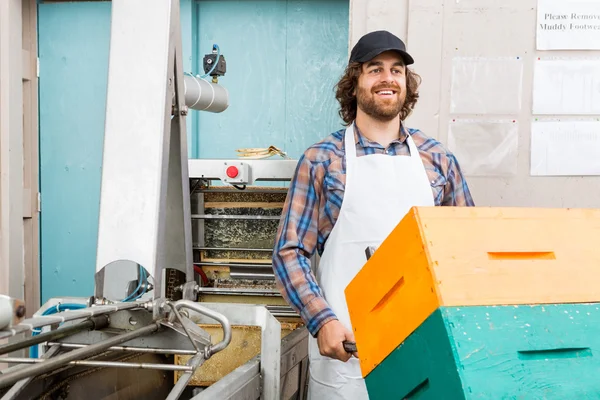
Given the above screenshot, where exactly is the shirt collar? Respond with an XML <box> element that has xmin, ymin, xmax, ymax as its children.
<box><xmin>352</xmin><ymin>121</ymin><xmax>408</xmax><ymax>149</ymax></box>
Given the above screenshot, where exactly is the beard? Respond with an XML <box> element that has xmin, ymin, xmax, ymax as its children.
<box><xmin>356</xmin><ymin>83</ymin><xmax>406</xmax><ymax>122</ymax></box>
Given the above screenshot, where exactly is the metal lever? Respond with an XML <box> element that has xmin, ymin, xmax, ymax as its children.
<box><xmin>174</xmin><ymin>300</ymin><xmax>232</xmax><ymax>358</ymax></box>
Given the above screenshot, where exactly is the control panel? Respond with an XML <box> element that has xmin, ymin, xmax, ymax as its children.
<box><xmin>222</xmin><ymin>161</ymin><xmax>250</xmax><ymax>184</ymax></box>
<box><xmin>188</xmin><ymin>159</ymin><xmax>299</xmax><ymax>185</ymax></box>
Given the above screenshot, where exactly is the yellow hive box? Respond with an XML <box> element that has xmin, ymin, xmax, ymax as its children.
<box><xmin>345</xmin><ymin>206</ymin><xmax>600</xmax><ymax>377</ymax></box>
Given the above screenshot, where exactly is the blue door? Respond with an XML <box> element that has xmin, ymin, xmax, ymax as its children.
<box><xmin>38</xmin><ymin>2</ymin><xmax>112</xmax><ymax>302</ymax></box>
<box><xmin>192</xmin><ymin>0</ymin><xmax>349</xmax><ymax>159</ymax></box>
<box><xmin>38</xmin><ymin>0</ymin><xmax>349</xmax><ymax>303</ymax></box>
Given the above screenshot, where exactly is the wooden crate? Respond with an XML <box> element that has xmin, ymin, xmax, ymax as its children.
<box><xmin>201</xmin><ymin>201</ymin><xmax>282</xmax><ymax>261</ymax></box>
<box><xmin>365</xmin><ymin>304</ymin><xmax>600</xmax><ymax>399</ymax></box>
<box><xmin>195</xmin><ymin>187</ymin><xmax>286</xmax><ymax>264</ymax></box>
<box><xmin>345</xmin><ymin>206</ymin><xmax>600</xmax><ymax>376</ymax></box>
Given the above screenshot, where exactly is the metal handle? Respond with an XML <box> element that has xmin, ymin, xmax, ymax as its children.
<box><xmin>174</xmin><ymin>300</ymin><xmax>232</xmax><ymax>357</ymax></box>
<box><xmin>343</xmin><ymin>341</ymin><xmax>357</xmax><ymax>353</ymax></box>
<box><xmin>365</xmin><ymin>246</ymin><xmax>377</xmax><ymax>261</ymax></box>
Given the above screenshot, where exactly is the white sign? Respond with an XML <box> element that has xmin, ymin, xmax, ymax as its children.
<box><xmin>531</xmin><ymin>120</ymin><xmax>600</xmax><ymax>176</ymax></box>
<box><xmin>537</xmin><ymin>0</ymin><xmax>600</xmax><ymax>50</ymax></box>
<box><xmin>532</xmin><ymin>58</ymin><xmax>600</xmax><ymax>115</ymax></box>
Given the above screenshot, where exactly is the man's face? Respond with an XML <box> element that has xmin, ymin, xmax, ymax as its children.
<box><xmin>355</xmin><ymin>51</ymin><xmax>407</xmax><ymax>122</ymax></box>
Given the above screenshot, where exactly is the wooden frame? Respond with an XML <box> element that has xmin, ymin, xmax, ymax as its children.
<box><xmin>0</xmin><ymin>0</ymin><xmax>39</xmax><ymax>319</ymax></box>
<box><xmin>22</xmin><ymin>0</ymin><xmax>40</xmax><ymax>316</ymax></box>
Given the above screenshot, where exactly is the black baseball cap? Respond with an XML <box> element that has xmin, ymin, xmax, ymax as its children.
<box><xmin>349</xmin><ymin>30</ymin><xmax>414</xmax><ymax>65</ymax></box>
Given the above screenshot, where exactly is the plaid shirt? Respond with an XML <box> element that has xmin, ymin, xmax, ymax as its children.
<box><xmin>273</xmin><ymin>123</ymin><xmax>475</xmax><ymax>337</ymax></box>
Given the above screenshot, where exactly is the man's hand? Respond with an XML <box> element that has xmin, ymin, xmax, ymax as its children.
<box><xmin>316</xmin><ymin>320</ymin><xmax>359</xmax><ymax>362</ymax></box>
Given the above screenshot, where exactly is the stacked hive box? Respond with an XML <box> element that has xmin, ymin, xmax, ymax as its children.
<box><xmin>345</xmin><ymin>206</ymin><xmax>600</xmax><ymax>399</ymax></box>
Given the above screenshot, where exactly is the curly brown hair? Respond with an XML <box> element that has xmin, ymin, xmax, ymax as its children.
<box><xmin>334</xmin><ymin>61</ymin><xmax>421</xmax><ymax>125</ymax></box>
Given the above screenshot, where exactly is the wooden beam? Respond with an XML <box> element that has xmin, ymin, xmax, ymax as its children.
<box><xmin>22</xmin><ymin>0</ymin><xmax>41</xmax><ymax>316</ymax></box>
<box><xmin>0</xmin><ymin>0</ymin><xmax>25</xmax><ymax>303</ymax></box>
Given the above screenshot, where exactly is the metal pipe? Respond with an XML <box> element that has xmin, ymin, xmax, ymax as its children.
<box><xmin>0</xmin><ymin>321</ymin><xmax>160</xmax><ymax>389</ymax></box>
<box><xmin>165</xmin><ymin>352</ymin><xmax>205</xmax><ymax>400</ymax></box>
<box><xmin>191</xmin><ymin>214</ymin><xmax>280</xmax><ymax>220</ymax></box>
<box><xmin>45</xmin><ymin>342</ymin><xmax>197</xmax><ymax>355</ymax></box>
<box><xmin>0</xmin><ymin>301</ymin><xmax>149</xmax><ymax>340</ymax></box>
<box><xmin>0</xmin><ymin>297</ymin><xmax>16</xmax><ymax>331</ymax></box>
<box><xmin>0</xmin><ymin>315</ymin><xmax>109</xmax><ymax>356</ymax></box>
<box><xmin>0</xmin><ymin>357</ymin><xmax>192</xmax><ymax>372</ymax></box>
<box><xmin>174</xmin><ymin>300</ymin><xmax>231</xmax><ymax>357</ymax></box>
<box><xmin>229</xmin><ymin>271</ymin><xmax>274</xmax><ymax>280</ymax></box>
<box><xmin>194</xmin><ymin>261</ymin><xmax>274</xmax><ymax>268</ymax></box>
<box><xmin>0</xmin><ymin>346</ymin><xmax>60</xmax><ymax>400</ymax></box>
<box><xmin>197</xmin><ymin>287</ymin><xmax>280</xmax><ymax>296</ymax></box>
<box><xmin>193</xmin><ymin>246</ymin><xmax>272</xmax><ymax>252</ymax></box>
<box><xmin>183</xmin><ymin>74</ymin><xmax>229</xmax><ymax>113</ymax></box>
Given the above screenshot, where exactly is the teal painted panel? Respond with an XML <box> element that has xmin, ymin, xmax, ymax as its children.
<box><xmin>194</xmin><ymin>0</ymin><xmax>288</xmax><ymax>159</ymax></box>
<box><xmin>38</xmin><ymin>1</ymin><xmax>194</xmax><ymax>303</ymax></box>
<box><xmin>181</xmin><ymin>0</ymin><xmax>195</xmax><ymax>153</ymax></box>
<box><xmin>365</xmin><ymin>309</ymin><xmax>464</xmax><ymax>400</ymax></box>
<box><xmin>193</xmin><ymin>0</ymin><xmax>348</xmax><ymax>159</ymax></box>
<box><xmin>366</xmin><ymin>304</ymin><xmax>600</xmax><ymax>399</ymax></box>
<box><xmin>449</xmin><ymin>304</ymin><xmax>600</xmax><ymax>399</ymax></box>
<box><xmin>39</xmin><ymin>2</ymin><xmax>112</xmax><ymax>302</ymax></box>
<box><xmin>285</xmin><ymin>0</ymin><xmax>349</xmax><ymax>158</ymax></box>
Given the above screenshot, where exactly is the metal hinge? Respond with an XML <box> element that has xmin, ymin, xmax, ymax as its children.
<box><xmin>37</xmin><ymin>58</ymin><xmax>39</xmax><ymax>78</ymax></box>
<box><xmin>37</xmin><ymin>192</ymin><xmax>41</xmax><ymax>212</ymax></box>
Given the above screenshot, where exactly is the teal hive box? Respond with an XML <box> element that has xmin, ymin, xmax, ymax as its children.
<box><xmin>365</xmin><ymin>303</ymin><xmax>600</xmax><ymax>399</ymax></box>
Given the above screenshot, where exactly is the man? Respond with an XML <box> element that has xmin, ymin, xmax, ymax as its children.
<box><xmin>272</xmin><ymin>30</ymin><xmax>474</xmax><ymax>399</ymax></box>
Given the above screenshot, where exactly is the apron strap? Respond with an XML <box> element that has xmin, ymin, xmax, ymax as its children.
<box><xmin>344</xmin><ymin>125</ymin><xmax>357</xmax><ymax>180</ymax></box>
<box><xmin>344</xmin><ymin>125</ymin><xmax>357</xmax><ymax>160</ymax></box>
<box><xmin>406</xmin><ymin>134</ymin><xmax>420</xmax><ymax>160</ymax></box>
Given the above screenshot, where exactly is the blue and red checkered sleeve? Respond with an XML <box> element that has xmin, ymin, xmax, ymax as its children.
<box><xmin>272</xmin><ymin>154</ymin><xmax>337</xmax><ymax>337</ymax></box>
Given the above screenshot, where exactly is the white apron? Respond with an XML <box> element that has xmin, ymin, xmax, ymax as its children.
<box><xmin>307</xmin><ymin>124</ymin><xmax>435</xmax><ymax>399</ymax></box>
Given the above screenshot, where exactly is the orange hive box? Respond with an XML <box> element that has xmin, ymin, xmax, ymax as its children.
<box><xmin>344</xmin><ymin>206</ymin><xmax>600</xmax><ymax>377</ymax></box>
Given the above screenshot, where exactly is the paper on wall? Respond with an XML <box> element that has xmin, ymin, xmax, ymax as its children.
<box><xmin>537</xmin><ymin>0</ymin><xmax>600</xmax><ymax>50</ymax></box>
<box><xmin>450</xmin><ymin>57</ymin><xmax>523</xmax><ymax>115</ymax></box>
<box><xmin>447</xmin><ymin>119</ymin><xmax>519</xmax><ymax>176</ymax></box>
<box><xmin>532</xmin><ymin>58</ymin><xmax>600</xmax><ymax>115</ymax></box>
<box><xmin>530</xmin><ymin>119</ymin><xmax>600</xmax><ymax>176</ymax></box>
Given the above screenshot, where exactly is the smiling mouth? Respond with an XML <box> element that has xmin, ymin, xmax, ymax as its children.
<box><xmin>375</xmin><ymin>89</ymin><xmax>397</xmax><ymax>96</ymax></box>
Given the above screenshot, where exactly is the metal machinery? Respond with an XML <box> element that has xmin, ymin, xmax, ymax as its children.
<box><xmin>0</xmin><ymin>0</ymin><xmax>308</xmax><ymax>399</ymax></box>
<box><xmin>184</xmin><ymin>159</ymin><xmax>309</xmax><ymax>397</ymax></box>
<box><xmin>188</xmin><ymin>159</ymin><xmax>299</xmax><ymax>318</ymax></box>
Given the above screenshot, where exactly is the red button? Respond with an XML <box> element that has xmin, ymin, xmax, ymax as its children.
<box><xmin>226</xmin><ymin>166</ymin><xmax>239</xmax><ymax>178</ymax></box>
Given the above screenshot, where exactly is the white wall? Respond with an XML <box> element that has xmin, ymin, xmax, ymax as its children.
<box><xmin>349</xmin><ymin>0</ymin><xmax>410</xmax><ymax>46</ymax></box>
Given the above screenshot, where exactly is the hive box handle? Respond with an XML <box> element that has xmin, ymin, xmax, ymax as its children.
<box><xmin>517</xmin><ymin>347</ymin><xmax>591</xmax><ymax>360</ymax></box>
<box><xmin>371</xmin><ymin>277</ymin><xmax>405</xmax><ymax>313</ymax></box>
<box><xmin>487</xmin><ymin>251</ymin><xmax>556</xmax><ymax>260</ymax></box>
